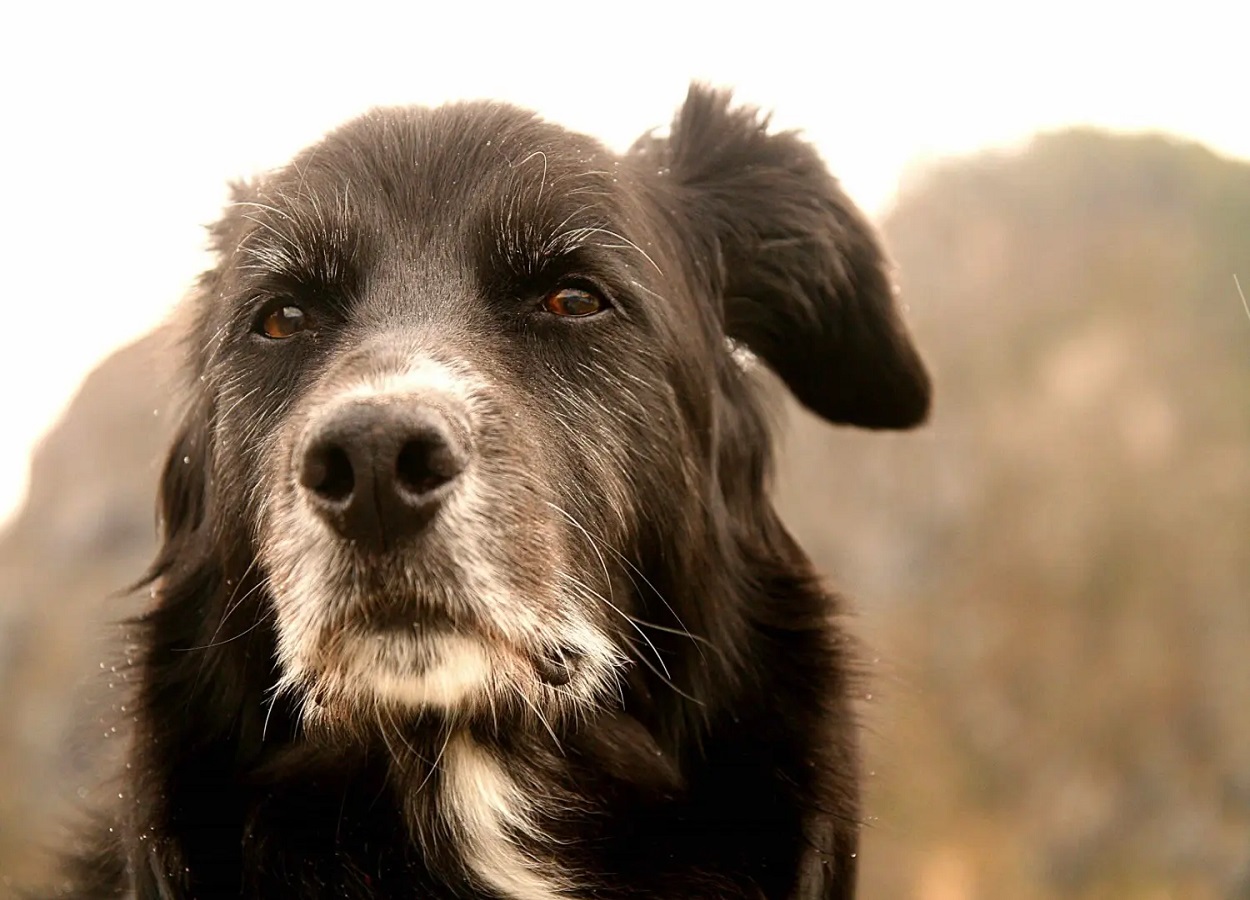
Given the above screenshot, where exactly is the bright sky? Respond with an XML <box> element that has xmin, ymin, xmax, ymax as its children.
<box><xmin>1</xmin><ymin>1</ymin><xmax>1246</xmax><ymax>524</ymax></box>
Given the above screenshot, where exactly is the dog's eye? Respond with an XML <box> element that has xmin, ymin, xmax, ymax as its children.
<box><xmin>543</xmin><ymin>287</ymin><xmax>605</xmax><ymax>318</ymax></box>
<box><xmin>259</xmin><ymin>304</ymin><xmax>307</xmax><ymax>339</ymax></box>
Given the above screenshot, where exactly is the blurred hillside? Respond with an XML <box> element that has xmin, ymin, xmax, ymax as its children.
<box><xmin>777</xmin><ymin>129</ymin><xmax>1250</xmax><ymax>898</ymax></box>
<box><xmin>1</xmin><ymin>129</ymin><xmax>1247</xmax><ymax>897</ymax></box>
<box><xmin>0</xmin><ymin>334</ymin><xmax>171</xmax><ymax>891</ymax></box>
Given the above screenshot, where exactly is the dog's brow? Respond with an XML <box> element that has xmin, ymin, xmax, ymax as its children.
<box><xmin>493</xmin><ymin>191</ymin><xmax>620</xmax><ymax>276</ymax></box>
<box><xmin>234</xmin><ymin>211</ymin><xmax>355</xmax><ymax>288</ymax></box>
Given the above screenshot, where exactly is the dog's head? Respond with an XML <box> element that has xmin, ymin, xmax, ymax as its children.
<box><xmin>155</xmin><ymin>86</ymin><xmax>929</xmax><ymax>733</ymax></box>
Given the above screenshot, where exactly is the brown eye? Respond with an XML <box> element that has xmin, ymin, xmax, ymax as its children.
<box><xmin>543</xmin><ymin>287</ymin><xmax>605</xmax><ymax>318</ymax></box>
<box><xmin>260</xmin><ymin>304</ymin><xmax>307</xmax><ymax>339</ymax></box>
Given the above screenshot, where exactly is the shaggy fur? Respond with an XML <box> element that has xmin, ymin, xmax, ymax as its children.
<box><xmin>48</xmin><ymin>85</ymin><xmax>930</xmax><ymax>899</ymax></box>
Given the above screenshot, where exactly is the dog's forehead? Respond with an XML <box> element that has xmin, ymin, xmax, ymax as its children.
<box><xmin>220</xmin><ymin>102</ymin><xmax>646</xmax><ymax>318</ymax></box>
<box><xmin>273</xmin><ymin>103</ymin><xmax>616</xmax><ymax>227</ymax></box>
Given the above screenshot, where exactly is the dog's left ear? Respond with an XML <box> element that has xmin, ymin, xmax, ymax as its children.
<box><xmin>633</xmin><ymin>85</ymin><xmax>931</xmax><ymax>429</ymax></box>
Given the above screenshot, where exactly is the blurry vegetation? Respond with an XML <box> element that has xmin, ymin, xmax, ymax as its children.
<box><xmin>1</xmin><ymin>129</ymin><xmax>1247</xmax><ymax>897</ymax></box>
<box><xmin>777</xmin><ymin>128</ymin><xmax>1250</xmax><ymax>898</ymax></box>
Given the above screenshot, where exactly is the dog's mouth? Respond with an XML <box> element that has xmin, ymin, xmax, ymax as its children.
<box><xmin>359</xmin><ymin>602</ymin><xmax>461</xmax><ymax>638</ymax></box>
<box><xmin>531</xmin><ymin>646</ymin><xmax>578</xmax><ymax>686</ymax></box>
<box><xmin>303</xmin><ymin>599</ymin><xmax>586</xmax><ymax>709</ymax></box>
<box><xmin>361</xmin><ymin>618</ymin><xmax>581</xmax><ymax>688</ymax></box>
<box><xmin>261</xmin><ymin>468</ymin><xmax>622</xmax><ymax>720</ymax></box>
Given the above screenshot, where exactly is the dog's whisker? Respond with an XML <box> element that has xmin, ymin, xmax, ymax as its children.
<box><xmin>175</xmin><ymin>606</ymin><xmax>272</xmax><ymax>653</ymax></box>
<box><xmin>555</xmin><ymin>565</ymin><xmax>671</xmax><ymax>682</ymax></box>
<box><xmin>544</xmin><ymin>499</ymin><xmax>710</xmax><ymax>663</ymax></box>
<box><xmin>512</xmin><ymin>682</ymin><xmax>563</xmax><ymax>754</ymax></box>
<box><xmin>412</xmin><ymin>724</ymin><xmax>454</xmax><ymax>798</ymax></box>
<box><xmin>203</xmin><ymin>557</ymin><xmax>264</xmax><ymax>641</ymax></box>
<box><xmin>615</xmin><ymin>634</ymin><xmax>705</xmax><ymax>707</ymax></box>
<box><xmin>178</xmin><ymin>563</ymin><xmax>269</xmax><ymax>702</ymax></box>
<box><xmin>261</xmin><ymin>676</ymin><xmax>293</xmax><ymax>744</ymax></box>
<box><xmin>373</xmin><ymin>702</ymin><xmax>406</xmax><ymax>768</ymax></box>
<box><xmin>384</xmin><ymin>701</ymin><xmax>420</xmax><ymax>763</ymax></box>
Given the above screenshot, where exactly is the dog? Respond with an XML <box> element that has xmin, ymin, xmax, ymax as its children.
<box><xmin>50</xmin><ymin>85</ymin><xmax>930</xmax><ymax>899</ymax></box>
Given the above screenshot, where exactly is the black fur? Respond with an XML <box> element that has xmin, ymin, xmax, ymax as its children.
<box><xmin>47</xmin><ymin>85</ymin><xmax>929</xmax><ymax>899</ymax></box>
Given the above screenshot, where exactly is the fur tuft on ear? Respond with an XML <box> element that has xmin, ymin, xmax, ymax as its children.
<box><xmin>636</xmin><ymin>84</ymin><xmax>931</xmax><ymax>429</ymax></box>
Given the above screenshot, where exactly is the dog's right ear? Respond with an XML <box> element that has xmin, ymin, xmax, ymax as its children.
<box><xmin>152</xmin><ymin>177</ymin><xmax>266</xmax><ymax>556</ymax></box>
<box><xmin>156</xmin><ymin>408</ymin><xmax>209</xmax><ymax>552</ymax></box>
<box><xmin>144</xmin><ymin>395</ymin><xmax>214</xmax><ymax>592</ymax></box>
<box><xmin>632</xmin><ymin>85</ymin><xmax>931</xmax><ymax>429</ymax></box>
<box><xmin>145</xmin><ymin>181</ymin><xmax>259</xmax><ymax>579</ymax></box>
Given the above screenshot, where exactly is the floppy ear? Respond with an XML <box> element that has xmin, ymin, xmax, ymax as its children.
<box><xmin>145</xmin><ymin>402</ymin><xmax>212</xmax><ymax>583</ymax></box>
<box><xmin>146</xmin><ymin>178</ymin><xmax>259</xmax><ymax>573</ymax></box>
<box><xmin>635</xmin><ymin>85</ymin><xmax>931</xmax><ymax>429</ymax></box>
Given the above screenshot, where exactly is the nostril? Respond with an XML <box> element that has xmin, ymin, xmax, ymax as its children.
<box><xmin>395</xmin><ymin>434</ymin><xmax>462</xmax><ymax>498</ymax></box>
<box><xmin>302</xmin><ymin>443</ymin><xmax>355</xmax><ymax>503</ymax></box>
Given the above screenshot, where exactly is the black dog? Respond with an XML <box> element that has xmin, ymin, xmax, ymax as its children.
<box><xmin>53</xmin><ymin>85</ymin><xmax>929</xmax><ymax>898</ymax></box>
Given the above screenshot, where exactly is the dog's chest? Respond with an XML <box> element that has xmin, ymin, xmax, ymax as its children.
<box><xmin>436</xmin><ymin>735</ymin><xmax>572</xmax><ymax>900</ymax></box>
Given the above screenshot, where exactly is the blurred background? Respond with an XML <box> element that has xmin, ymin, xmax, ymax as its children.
<box><xmin>1</xmin><ymin>2</ymin><xmax>1247</xmax><ymax>897</ymax></box>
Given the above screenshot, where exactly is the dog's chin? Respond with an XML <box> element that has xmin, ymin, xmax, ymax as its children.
<box><xmin>287</xmin><ymin>629</ymin><xmax>497</xmax><ymax>722</ymax></box>
<box><xmin>282</xmin><ymin>621</ymin><xmax>600</xmax><ymax>732</ymax></box>
<box><xmin>345</xmin><ymin>630</ymin><xmax>497</xmax><ymax>711</ymax></box>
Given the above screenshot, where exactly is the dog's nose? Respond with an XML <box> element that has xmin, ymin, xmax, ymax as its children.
<box><xmin>298</xmin><ymin>401</ymin><xmax>468</xmax><ymax>548</ymax></box>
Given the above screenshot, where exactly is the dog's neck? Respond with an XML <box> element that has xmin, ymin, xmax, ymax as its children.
<box><xmin>424</xmin><ymin>732</ymin><xmax>572</xmax><ymax>900</ymax></box>
<box><xmin>376</xmin><ymin>708</ymin><xmax>683</xmax><ymax>900</ymax></box>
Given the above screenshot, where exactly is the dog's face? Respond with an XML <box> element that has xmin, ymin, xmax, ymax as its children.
<box><xmin>166</xmin><ymin>89</ymin><xmax>930</xmax><ymax>731</ymax></box>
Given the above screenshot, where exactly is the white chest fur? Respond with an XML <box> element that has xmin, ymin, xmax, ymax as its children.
<box><xmin>440</xmin><ymin>735</ymin><xmax>572</xmax><ymax>900</ymax></box>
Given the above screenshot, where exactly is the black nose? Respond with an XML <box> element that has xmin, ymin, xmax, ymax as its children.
<box><xmin>298</xmin><ymin>401</ymin><xmax>468</xmax><ymax>549</ymax></box>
